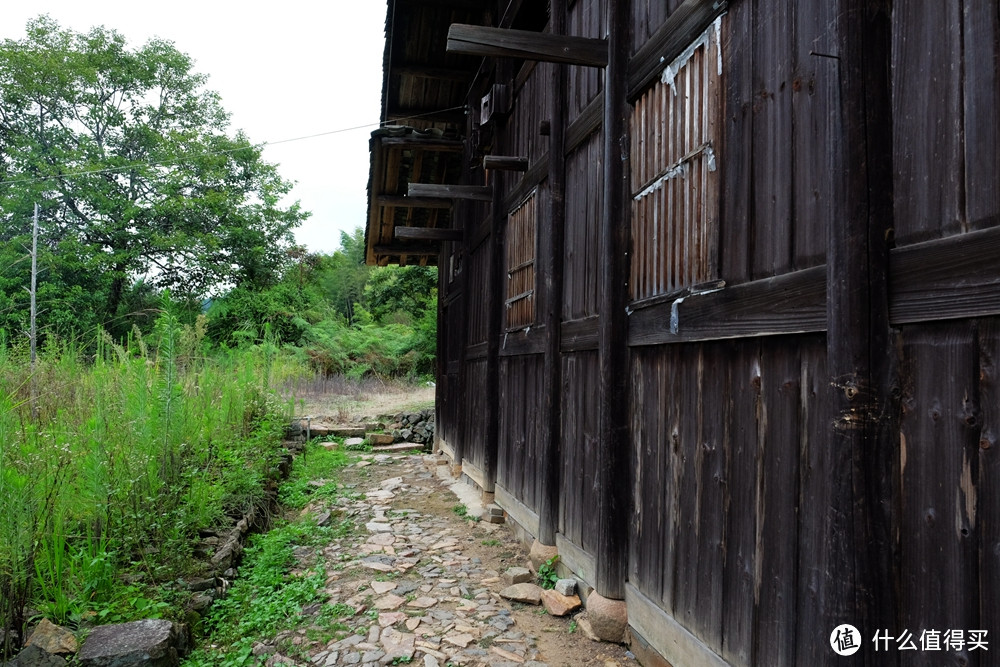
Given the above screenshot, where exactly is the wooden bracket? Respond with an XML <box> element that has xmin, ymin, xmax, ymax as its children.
<box><xmin>408</xmin><ymin>183</ymin><xmax>494</xmax><ymax>201</ymax></box>
<box><xmin>483</xmin><ymin>156</ymin><xmax>529</xmax><ymax>171</ymax></box>
<box><xmin>394</xmin><ymin>227</ymin><xmax>464</xmax><ymax>242</ymax></box>
<box><xmin>447</xmin><ymin>24</ymin><xmax>608</xmax><ymax>67</ymax></box>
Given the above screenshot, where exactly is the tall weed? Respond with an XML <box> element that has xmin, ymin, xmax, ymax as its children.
<box><xmin>0</xmin><ymin>305</ymin><xmax>299</xmax><ymax>639</ymax></box>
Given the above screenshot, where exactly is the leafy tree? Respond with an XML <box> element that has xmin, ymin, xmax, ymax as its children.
<box><xmin>0</xmin><ymin>16</ymin><xmax>307</xmax><ymax>338</ymax></box>
<box><xmin>363</xmin><ymin>264</ymin><xmax>437</xmax><ymax>323</ymax></box>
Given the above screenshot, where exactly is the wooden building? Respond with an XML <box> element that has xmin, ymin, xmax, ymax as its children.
<box><xmin>365</xmin><ymin>0</ymin><xmax>1000</xmax><ymax>664</ymax></box>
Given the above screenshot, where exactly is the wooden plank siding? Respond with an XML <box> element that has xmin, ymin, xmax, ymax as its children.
<box><xmin>497</xmin><ymin>354</ymin><xmax>546</xmax><ymax>514</ymax></box>
<box><xmin>370</xmin><ymin>0</ymin><xmax>1000</xmax><ymax>665</ymax></box>
<box><xmin>559</xmin><ymin>351</ymin><xmax>601</xmax><ymax>554</ymax></box>
<box><xmin>563</xmin><ymin>131</ymin><xmax>604</xmax><ymax>320</ymax></box>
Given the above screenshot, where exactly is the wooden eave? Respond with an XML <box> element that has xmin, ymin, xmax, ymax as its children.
<box><xmin>366</xmin><ymin>0</ymin><xmax>485</xmax><ymax>267</ymax></box>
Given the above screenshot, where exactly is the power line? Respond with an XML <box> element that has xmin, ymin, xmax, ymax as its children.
<box><xmin>0</xmin><ymin>105</ymin><xmax>467</xmax><ymax>187</ymax></box>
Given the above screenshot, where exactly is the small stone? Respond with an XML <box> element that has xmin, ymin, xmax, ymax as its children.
<box><xmin>253</xmin><ymin>643</ymin><xmax>277</xmax><ymax>656</ymax></box>
<box><xmin>379</xmin><ymin>629</ymin><xmax>415</xmax><ymax>662</ymax></box>
<box><xmin>344</xmin><ymin>437</ymin><xmax>365</xmax><ymax>447</ymax></box>
<box><xmin>405</xmin><ymin>618</ymin><xmax>421</xmax><ymax>632</ymax></box>
<box><xmin>554</xmin><ymin>578</ymin><xmax>577</xmax><ymax>596</ymax></box>
<box><xmin>25</xmin><ymin>619</ymin><xmax>77</xmax><ymax>655</ymax></box>
<box><xmin>504</xmin><ymin>567</ymin><xmax>532</xmax><ymax>585</ymax></box>
<box><xmin>406</xmin><ymin>596</ymin><xmax>438</xmax><ymax>609</ymax></box>
<box><xmin>374</xmin><ymin>594</ymin><xmax>406</xmax><ymax>611</ymax></box>
<box><xmin>423</xmin><ymin>655</ymin><xmax>440</xmax><ymax>667</ymax></box>
<box><xmin>314</xmin><ymin>511</ymin><xmax>332</xmax><ymax>527</ymax></box>
<box><xmin>491</xmin><ymin>646</ymin><xmax>526</xmax><ymax>663</ymax></box>
<box><xmin>377</xmin><ymin>613</ymin><xmax>407</xmax><ymax>628</ymax></box>
<box><xmin>499</xmin><ymin>583</ymin><xmax>543</xmax><ymax>605</ymax></box>
<box><xmin>370</xmin><ymin>580</ymin><xmax>397</xmax><ymax>595</ymax></box>
<box><xmin>540</xmin><ymin>589</ymin><xmax>582</xmax><ymax>617</ymax></box>
<box><xmin>442</xmin><ymin>633</ymin><xmax>475</xmax><ymax>648</ymax></box>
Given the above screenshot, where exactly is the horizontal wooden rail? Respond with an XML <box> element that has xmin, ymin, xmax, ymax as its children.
<box><xmin>627</xmin><ymin>225</ymin><xmax>1000</xmax><ymax>346</ymax></box>
<box><xmin>409</xmin><ymin>183</ymin><xmax>493</xmax><ymax>201</ymax></box>
<box><xmin>395</xmin><ymin>227</ymin><xmax>463</xmax><ymax>241</ymax></box>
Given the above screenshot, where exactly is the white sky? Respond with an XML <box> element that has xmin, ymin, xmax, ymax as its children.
<box><xmin>2</xmin><ymin>2</ymin><xmax>387</xmax><ymax>254</ymax></box>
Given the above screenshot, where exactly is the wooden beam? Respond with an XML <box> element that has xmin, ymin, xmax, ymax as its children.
<box><xmin>378</xmin><ymin>137</ymin><xmax>464</xmax><ymax>152</ymax></box>
<box><xmin>394</xmin><ymin>227</ymin><xmax>463</xmax><ymax>241</ymax></box>
<box><xmin>408</xmin><ymin>183</ymin><xmax>494</xmax><ymax>201</ymax></box>
<box><xmin>447</xmin><ymin>24</ymin><xmax>609</xmax><ymax>67</ymax></box>
<box><xmin>385</xmin><ymin>106</ymin><xmax>467</xmax><ymax>125</ymax></box>
<box><xmin>372</xmin><ymin>244</ymin><xmax>439</xmax><ymax>256</ymax></box>
<box><xmin>390</xmin><ymin>65</ymin><xmax>473</xmax><ymax>82</ymax></box>
<box><xmin>628</xmin><ymin>0</ymin><xmax>729</xmax><ymax>98</ymax></box>
<box><xmin>483</xmin><ymin>155</ymin><xmax>529</xmax><ymax>171</ymax></box>
<box><xmin>376</xmin><ymin>195</ymin><xmax>452</xmax><ymax>209</ymax></box>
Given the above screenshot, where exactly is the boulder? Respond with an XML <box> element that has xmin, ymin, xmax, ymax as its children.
<box><xmin>366</xmin><ymin>433</ymin><xmax>395</xmax><ymax>446</ymax></box>
<box><xmin>528</xmin><ymin>540</ymin><xmax>559</xmax><ymax>572</ymax></box>
<box><xmin>25</xmin><ymin>620</ymin><xmax>77</xmax><ymax>655</ymax></box>
<box><xmin>78</xmin><ymin>620</ymin><xmax>189</xmax><ymax>667</ymax></box>
<box><xmin>11</xmin><ymin>645</ymin><xmax>66</xmax><ymax>666</ymax></box>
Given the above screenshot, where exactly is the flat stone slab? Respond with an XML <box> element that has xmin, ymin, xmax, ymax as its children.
<box><xmin>499</xmin><ymin>583</ymin><xmax>543</xmax><ymax>605</ymax></box>
<box><xmin>78</xmin><ymin>620</ymin><xmax>188</xmax><ymax>667</ymax></box>
<box><xmin>540</xmin><ymin>589</ymin><xmax>582</xmax><ymax>617</ymax></box>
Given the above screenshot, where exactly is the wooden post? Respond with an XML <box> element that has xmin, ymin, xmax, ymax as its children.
<box><xmin>595</xmin><ymin>0</ymin><xmax>631</xmax><ymax>600</ymax></box>
<box><xmin>826</xmin><ymin>0</ymin><xmax>898</xmax><ymax>662</ymax></box>
<box><xmin>538</xmin><ymin>0</ymin><xmax>567</xmax><ymax>547</ymax></box>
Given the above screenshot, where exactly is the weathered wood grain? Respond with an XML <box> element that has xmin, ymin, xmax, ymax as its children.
<box><xmin>447</xmin><ymin>23</ymin><xmax>608</xmax><ymax>67</ymax></box>
<box><xmin>899</xmin><ymin>324</ymin><xmax>980</xmax><ymax>662</ymax></box>
<box><xmin>628</xmin><ymin>0</ymin><xmax>728</xmax><ymax>99</ymax></box>
<box><xmin>408</xmin><ymin>183</ymin><xmax>494</xmax><ymax>201</ymax></box>
<box><xmin>394</xmin><ymin>227</ymin><xmax>463</xmax><ymax>241</ymax></box>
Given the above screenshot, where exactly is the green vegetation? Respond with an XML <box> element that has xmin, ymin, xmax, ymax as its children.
<box><xmin>0</xmin><ymin>15</ymin><xmax>439</xmax><ymax>654</ymax></box>
<box><xmin>0</xmin><ymin>303</ymin><xmax>291</xmax><ymax>640</ymax></box>
<box><xmin>183</xmin><ymin>441</ymin><xmax>355</xmax><ymax>666</ymax></box>
<box><xmin>537</xmin><ymin>556</ymin><xmax>560</xmax><ymax>590</ymax></box>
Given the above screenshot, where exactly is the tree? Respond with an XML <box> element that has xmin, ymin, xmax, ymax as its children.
<box><xmin>0</xmin><ymin>16</ymin><xmax>307</xmax><ymax>337</ymax></box>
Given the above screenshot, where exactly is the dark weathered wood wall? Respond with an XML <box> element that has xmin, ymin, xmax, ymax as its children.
<box><xmin>433</xmin><ymin>0</ymin><xmax>1000</xmax><ymax>664</ymax></box>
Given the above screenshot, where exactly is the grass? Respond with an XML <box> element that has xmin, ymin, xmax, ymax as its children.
<box><xmin>183</xmin><ymin>443</ymin><xmax>354</xmax><ymax>666</ymax></box>
<box><xmin>0</xmin><ymin>305</ymin><xmax>298</xmax><ymax>641</ymax></box>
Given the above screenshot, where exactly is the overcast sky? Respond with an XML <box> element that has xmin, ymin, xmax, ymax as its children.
<box><xmin>2</xmin><ymin>2</ymin><xmax>387</xmax><ymax>254</ymax></box>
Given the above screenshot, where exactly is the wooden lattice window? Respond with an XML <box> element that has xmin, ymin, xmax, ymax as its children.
<box><xmin>506</xmin><ymin>191</ymin><xmax>537</xmax><ymax>330</ymax></box>
<box><xmin>630</xmin><ymin>18</ymin><xmax>721</xmax><ymax>301</ymax></box>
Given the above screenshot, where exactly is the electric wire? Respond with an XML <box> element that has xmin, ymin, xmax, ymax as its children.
<box><xmin>0</xmin><ymin>104</ymin><xmax>467</xmax><ymax>187</ymax></box>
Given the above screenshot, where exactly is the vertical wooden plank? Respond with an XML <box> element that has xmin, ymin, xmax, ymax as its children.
<box><xmin>891</xmin><ymin>1</ymin><xmax>964</xmax><ymax>243</ymax></box>
<box><xmin>750</xmin><ymin>0</ymin><xmax>794</xmax><ymax>279</ymax></box>
<box><xmin>979</xmin><ymin>319</ymin><xmax>1000</xmax><ymax>648</ymax></box>
<box><xmin>659</xmin><ymin>345</ymin><xmax>682</xmax><ymax>607</ymax></box>
<box><xmin>720</xmin><ymin>0</ymin><xmax>752</xmax><ymax>284</ymax></box>
<box><xmin>693</xmin><ymin>342</ymin><xmax>728</xmax><ymax>652</ymax></box>
<box><xmin>899</xmin><ymin>323</ymin><xmax>980</xmax><ymax>666</ymax></box>
<box><xmin>752</xmin><ymin>340</ymin><xmax>800</xmax><ymax>666</ymax></box>
<box><xmin>672</xmin><ymin>345</ymin><xmax>703</xmax><ymax>627</ymax></box>
<box><xmin>963</xmin><ymin>1</ymin><xmax>1000</xmax><ymax>230</ymax></box>
<box><xmin>595</xmin><ymin>0</ymin><xmax>631</xmax><ymax>599</ymax></box>
<box><xmin>794</xmin><ymin>336</ymin><xmax>843</xmax><ymax>664</ymax></box>
<box><xmin>721</xmin><ymin>339</ymin><xmax>759</xmax><ymax>665</ymax></box>
<box><xmin>791</xmin><ymin>0</ymin><xmax>841</xmax><ymax>269</ymax></box>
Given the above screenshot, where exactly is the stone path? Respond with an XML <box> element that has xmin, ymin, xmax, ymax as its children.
<box><xmin>256</xmin><ymin>452</ymin><xmax>598</xmax><ymax>667</ymax></box>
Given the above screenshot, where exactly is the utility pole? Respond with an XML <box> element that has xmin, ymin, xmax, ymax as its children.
<box><xmin>30</xmin><ymin>202</ymin><xmax>38</xmax><ymax>421</ymax></box>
